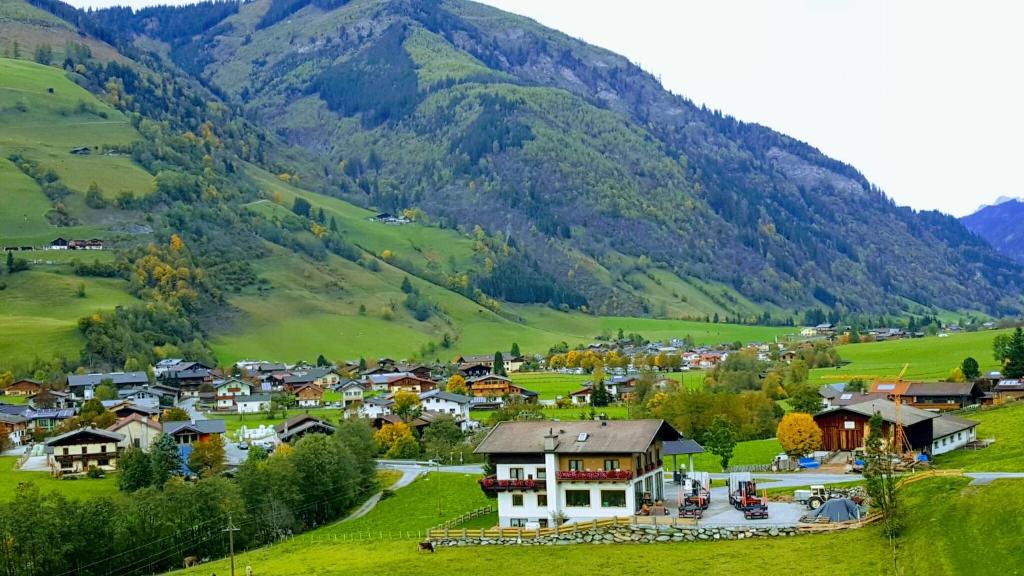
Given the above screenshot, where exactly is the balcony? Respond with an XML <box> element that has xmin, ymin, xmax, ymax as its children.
<box><xmin>556</xmin><ymin>469</ymin><xmax>633</xmax><ymax>481</ymax></box>
<box><xmin>478</xmin><ymin>476</ymin><xmax>542</xmax><ymax>491</ymax></box>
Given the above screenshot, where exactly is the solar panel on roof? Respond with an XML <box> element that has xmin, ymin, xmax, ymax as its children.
<box><xmin>840</xmin><ymin>393</ymin><xmax>853</xmax><ymax>400</ymax></box>
<box><xmin>878</xmin><ymin>384</ymin><xmax>895</xmax><ymax>391</ymax></box>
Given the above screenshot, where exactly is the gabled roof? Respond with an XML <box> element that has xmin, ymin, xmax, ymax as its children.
<box><xmin>0</xmin><ymin>413</ymin><xmax>28</xmax><ymax>425</ymax></box>
<box><xmin>45</xmin><ymin>427</ymin><xmax>124</xmax><ymax>446</ymax></box>
<box><xmin>816</xmin><ymin>399</ymin><xmax>938</xmax><ymax>426</ymax></box>
<box><xmin>67</xmin><ymin>372</ymin><xmax>148</xmax><ymax>387</ymax></box>
<box><xmin>931</xmin><ymin>413</ymin><xmax>979</xmax><ymax>440</ymax></box>
<box><xmin>235</xmin><ymin>394</ymin><xmax>272</xmax><ymax>403</ymax></box>
<box><xmin>274</xmin><ymin>414</ymin><xmax>335</xmax><ymax>436</ymax></box>
<box><xmin>466</xmin><ymin>374</ymin><xmax>512</xmax><ymax>384</ymax></box>
<box><xmin>107</xmin><ymin>413</ymin><xmax>161</xmax><ymax>433</ymax></box>
<box><xmin>162</xmin><ymin>419</ymin><xmax>226</xmax><ymax>435</ymax></box>
<box><xmin>419</xmin><ymin>389</ymin><xmax>470</xmax><ymax>404</ymax></box>
<box><xmin>475</xmin><ymin>419</ymin><xmax>679</xmax><ymax>455</ymax></box>
<box><xmin>994</xmin><ymin>379</ymin><xmax>1024</xmax><ymax>391</ymax></box>
<box><xmin>903</xmin><ymin>381</ymin><xmax>979</xmax><ymax>397</ymax></box>
<box><xmin>662</xmin><ymin>438</ymin><xmax>705</xmax><ymax>455</ymax></box>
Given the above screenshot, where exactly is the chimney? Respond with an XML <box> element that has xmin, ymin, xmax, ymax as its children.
<box><xmin>543</xmin><ymin>427</ymin><xmax>559</xmax><ymax>452</ymax></box>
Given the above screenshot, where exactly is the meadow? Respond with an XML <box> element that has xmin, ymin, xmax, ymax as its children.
<box><xmin>0</xmin><ymin>456</ymin><xmax>119</xmax><ymax>501</ymax></box>
<box><xmin>814</xmin><ymin>329</ymin><xmax>1008</xmax><ymax>383</ymax></box>
<box><xmin>933</xmin><ymin>401</ymin><xmax>1024</xmax><ymax>472</ymax></box>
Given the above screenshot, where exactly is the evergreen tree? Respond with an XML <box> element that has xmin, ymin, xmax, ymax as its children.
<box><xmin>150</xmin><ymin>433</ymin><xmax>182</xmax><ymax>487</ymax></box>
<box><xmin>510</xmin><ymin>342</ymin><xmax>521</xmax><ymax>358</ymax></box>
<box><xmin>316</xmin><ymin>354</ymin><xmax>329</xmax><ymax>367</ymax></box>
<box><xmin>400</xmin><ymin>276</ymin><xmax>413</xmax><ymax>293</ymax></box>
<box><xmin>117</xmin><ymin>446</ymin><xmax>152</xmax><ymax>492</ymax></box>
<box><xmin>330</xmin><ymin>216</ymin><xmax>338</xmax><ymax>232</ymax></box>
<box><xmin>1003</xmin><ymin>328</ymin><xmax>1024</xmax><ymax>379</ymax></box>
<box><xmin>493</xmin><ymin>351</ymin><xmax>507</xmax><ymax>376</ymax></box>
<box><xmin>590</xmin><ymin>381</ymin><xmax>611</xmax><ymax>407</ymax></box>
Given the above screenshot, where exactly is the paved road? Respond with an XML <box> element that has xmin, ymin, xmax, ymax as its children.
<box><xmin>965</xmin><ymin>472</ymin><xmax>1024</xmax><ymax>485</ymax></box>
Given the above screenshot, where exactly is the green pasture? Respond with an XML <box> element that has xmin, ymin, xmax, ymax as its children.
<box><xmin>934</xmin><ymin>401</ymin><xmax>1024</xmax><ymax>472</ymax></box>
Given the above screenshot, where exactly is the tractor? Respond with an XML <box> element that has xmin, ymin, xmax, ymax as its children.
<box><xmin>794</xmin><ymin>485</ymin><xmax>856</xmax><ymax>510</ymax></box>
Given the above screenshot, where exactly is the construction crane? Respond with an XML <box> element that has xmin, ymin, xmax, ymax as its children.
<box><xmin>888</xmin><ymin>364</ymin><xmax>912</xmax><ymax>455</ymax></box>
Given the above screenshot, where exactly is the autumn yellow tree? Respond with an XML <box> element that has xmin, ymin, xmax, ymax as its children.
<box><xmin>0</xmin><ymin>372</ymin><xmax>13</xmax><ymax>389</ymax></box>
<box><xmin>392</xmin><ymin>391</ymin><xmax>421</xmax><ymax>422</ymax></box>
<box><xmin>447</xmin><ymin>374</ymin><xmax>468</xmax><ymax>395</ymax></box>
<box><xmin>776</xmin><ymin>412</ymin><xmax>823</xmax><ymax>459</ymax></box>
<box><xmin>374</xmin><ymin>421</ymin><xmax>413</xmax><ymax>453</ymax></box>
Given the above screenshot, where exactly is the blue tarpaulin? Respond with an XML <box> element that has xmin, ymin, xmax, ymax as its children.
<box><xmin>798</xmin><ymin>457</ymin><xmax>820</xmax><ymax>469</ymax></box>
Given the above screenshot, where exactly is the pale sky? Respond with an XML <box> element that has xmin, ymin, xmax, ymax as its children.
<box><xmin>66</xmin><ymin>0</ymin><xmax>1024</xmax><ymax>216</ymax></box>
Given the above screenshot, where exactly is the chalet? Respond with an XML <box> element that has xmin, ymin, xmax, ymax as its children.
<box><xmin>475</xmin><ymin>419</ymin><xmax>679</xmax><ymax>527</ymax></box>
<box><xmin>395</xmin><ymin>363</ymin><xmax>432</xmax><ymax>380</ymax></box>
<box><xmin>103</xmin><ymin>401</ymin><xmax>160</xmax><ymax>421</ymax></box>
<box><xmin>419</xmin><ymin>390</ymin><xmax>475</xmax><ymax>430</ymax></box>
<box><xmin>457</xmin><ymin>363</ymin><xmax>491</xmax><ymax>378</ymax></box>
<box><xmin>107</xmin><ymin>414</ymin><xmax>162</xmax><ymax>451</ymax></box>
<box><xmin>293</xmin><ymin>384</ymin><xmax>324</xmax><ymax>407</ymax></box>
<box><xmin>5</xmin><ymin>379</ymin><xmax>43</xmax><ymax>397</ymax></box>
<box><xmin>67</xmin><ymin>239</ymin><xmax>103</xmax><ymax>250</ymax></box>
<box><xmin>360</xmin><ymin>396</ymin><xmax>393</xmax><ymax>419</ymax></box>
<box><xmin>361</xmin><ymin>365</ymin><xmax>397</xmax><ymax>377</ymax></box>
<box><xmin>275</xmin><ymin>414</ymin><xmax>336</xmax><ymax>444</ymax></box>
<box><xmin>384</xmin><ymin>374</ymin><xmax>436</xmax><ymax>394</ymax></box>
<box><xmin>235</xmin><ymin>394</ymin><xmax>271</xmax><ymax>414</ymax></box>
<box><xmin>116</xmin><ymin>388</ymin><xmax>163</xmax><ymax>408</ymax></box>
<box><xmin>27</xmin><ymin>389</ymin><xmax>71</xmax><ymax>409</ymax></box>
<box><xmin>158</xmin><ymin>362</ymin><xmax>214</xmax><ymax>390</ymax></box>
<box><xmin>278</xmin><ymin>367</ymin><xmax>340</xmax><ymax>390</ymax></box>
<box><xmin>0</xmin><ymin>413</ymin><xmax>29</xmax><ymax>446</ymax></box>
<box><xmin>869</xmin><ymin>381</ymin><xmax>982</xmax><ymax>411</ymax></box>
<box><xmin>162</xmin><ymin>419</ymin><xmax>226</xmax><ymax>445</ymax></box>
<box><xmin>992</xmin><ymin>379</ymin><xmax>1024</xmax><ymax>403</ymax></box>
<box><xmin>570</xmin><ymin>387</ymin><xmax>592</xmax><ymax>405</ymax></box>
<box><xmin>336</xmin><ymin>380</ymin><xmax>365</xmax><ymax>407</ymax></box>
<box><xmin>455</xmin><ymin>354</ymin><xmax>524</xmax><ymax>374</ymax></box>
<box><xmin>50</xmin><ymin>237</ymin><xmax>69</xmax><ymax>250</ymax></box>
<box><xmin>371</xmin><ymin>212</ymin><xmax>410</xmax><ymax>225</ymax></box>
<box><xmin>214</xmin><ymin>378</ymin><xmax>252</xmax><ymax>411</ymax></box>
<box><xmin>66</xmin><ymin>372</ymin><xmax>149</xmax><ymax>399</ymax></box>
<box><xmin>45</xmin><ymin>427</ymin><xmax>124</xmax><ymax>474</ymax></box>
<box><xmin>814</xmin><ymin>323</ymin><xmax>837</xmax><ymax>336</ymax></box>
<box><xmin>465</xmin><ymin>375</ymin><xmax>537</xmax><ymax>404</ymax></box>
<box><xmin>813</xmin><ymin>399</ymin><xmax>978</xmax><ymax>456</ymax></box>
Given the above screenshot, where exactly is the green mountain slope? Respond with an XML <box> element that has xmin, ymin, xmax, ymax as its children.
<box><xmin>102</xmin><ymin>0</ymin><xmax>1024</xmax><ymax>317</ymax></box>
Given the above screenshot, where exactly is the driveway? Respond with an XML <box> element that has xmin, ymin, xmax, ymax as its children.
<box><xmin>965</xmin><ymin>472</ymin><xmax>1024</xmax><ymax>485</ymax></box>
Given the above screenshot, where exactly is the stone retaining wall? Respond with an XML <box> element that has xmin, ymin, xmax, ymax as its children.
<box><xmin>431</xmin><ymin>525</ymin><xmax>801</xmax><ymax>547</ymax></box>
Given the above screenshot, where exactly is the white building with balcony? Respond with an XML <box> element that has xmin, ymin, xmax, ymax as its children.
<box><xmin>475</xmin><ymin>419</ymin><xmax>680</xmax><ymax>527</ymax></box>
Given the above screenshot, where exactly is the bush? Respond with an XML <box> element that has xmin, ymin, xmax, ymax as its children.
<box><xmin>85</xmin><ymin>466</ymin><xmax>105</xmax><ymax>479</ymax></box>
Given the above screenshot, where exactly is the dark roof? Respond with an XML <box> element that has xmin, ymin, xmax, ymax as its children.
<box><xmin>816</xmin><ymin>399</ymin><xmax>938</xmax><ymax>426</ymax></box>
<box><xmin>829</xmin><ymin>391</ymin><xmax>888</xmax><ymax>406</ymax></box>
<box><xmin>67</xmin><ymin>372</ymin><xmax>148</xmax><ymax>387</ymax></box>
<box><xmin>45</xmin><ymin>427</ymin><xmax>124</xmax><ymax>446</ymax></box>
<box><xmin>235</xmin><ymin>394</ymin><xmax>272</xmax><ymax>403</ymax></box>
<box><xmin>275</xmin><ymin>414</ymin><xmax>336</xmax><ymax>438</ymax></box>
<box><xmin>994</xmin><ymin>379</ymin><xmax>1024</xmax><ymax>391</ymax></box>
<box><xmin>818</xmin><ymin>383</ymin><xmax>846</xmax><ymax>399</ymax></box>
<box><xmin>475</xmin><ymin>419</ymin><xmax>679</xmax><ymax>455</ymax></box>
<box><xmin>419</xmin><ymin>390</ymin><xmax>470</xmax><ymax>404</ymax></box>
<box><xmin>662</xmin><ymin>438</ymin><xmax>705</xmax><ymax>455</ymax></box>
<box><xmin>931</xmin><ymin>413</ymin><xmax>979</xmax><ymax>439</ymax></box>
<box><xmin>466</xmin><ymin>374</ymin><xmax>512</xmax><ymax>384</ymax></box>
<box><xmin>162</xmin><ymin>419</ymin><xmax>226</xmax><ymax>435</ymax></box>
<box><xmin>903</xmin><ymin>382</ymin><xmax>979</xmax><ymax>396</ymax></box>
<box><xmin>0</xmin><ymin>413</ymin><xmax>28</xmax><ymax>425</ymax></box>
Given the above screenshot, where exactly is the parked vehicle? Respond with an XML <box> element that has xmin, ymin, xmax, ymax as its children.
<box><xmin>728</xmin><ymin>472</ymin><xmax>769</xmax><ymax>519</ymax></box>
<box><xmin>237</xmin><ymin>442</ymin><xmax>249</xmax><ymax>450</ymax></box>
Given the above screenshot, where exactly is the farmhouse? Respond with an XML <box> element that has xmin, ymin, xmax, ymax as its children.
<box><xmin>384</xmin><ymin>374</ymin><xmax>436</xmax><ymax>394</ymax></box>
<box><xmin>419</xmin><ymin>390</ymin><xmax>475</xmax><ymax>430</ymax></box>
<box><xmin>465</xmin><ymin>375</ymin><xmax>537</xmax><ymax>404</ymax></box>
<box><xmin>45</xmin><ymin>427</ymin><xmax>124</xmax><ymax>474</ymax></box>
<box><xmin>0</xmin><ymin>413</ymin><xmax>29</xmax><ymax>446</ymax></box>
<box><xmin>457</xmin><ymin>363</ymin><xmax>491</xmax><ymax>378</ymax></box>
<box><xmin>454</xmin><ymin>353</ymin><xmax>525</xmax><ymax>374</ymax></box>
<box><xmin>66</xmin><ymin>371</ymin><xmax>149</xmax><ymax>399</ymax></box>
<box><xmin>235</xmin><ymin>394</ymin><xmax>271</xmax><ymax>414</ymax></box>
<box><xmin>107</xmin><ymin>413</ymin><xmax>162</xmax><ymax>451</ymax></box>
<box><xmin>335</xmin><ymin>380</ymin><xmax>365</xmax><ymax>407</ymax></box>
<box><xmin>4</xmin><ymin>379</ymin><xmax>43</xmax><ymax>396</ymax></box>
<box><xmin>813</xmin><ymin>399</ymin><xmax>979</xmax><ymax>456</ymax></box>
<box><xmin>992</xmin><ymin>379</ymin><xmax>1024</xmax><ymax>403</ymax></box>
<box><xmin>275</xmin><ymin>414</ymin><xmax>336</xmax><ymax>443</ymax></box>
<box><xmin>162</xmin><ymin>419</ymin><xmax>226</xmax><ymax>445</ymax></box>
<box><xmin>215</xmin><ymin>378</ymin><xmax>253</xmax><ymax>410</ymax></box>
<box><xmin>475</xmin><ymin>419</ymin><xmax>679</xmax><ymax>527</ymax></box>
<box><xmin>27</xmin><ymin>389</ymin><xmax>71</xmax><ymax>409</ymax></box>
<box><xmin>293</xmin><ymin>384</ymin><xmax>324</xmax><ymax>407</ymax></box>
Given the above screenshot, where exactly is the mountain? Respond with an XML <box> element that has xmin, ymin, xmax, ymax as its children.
<box><xmin>962</xmin><ymin>199</ymin><xmax>1024</xmax><ymax>264</ymax></box>
<box><xmin>80</xmin><ymin>0</ymin><xmax>1022</xmax><ymax>317</ymax></box>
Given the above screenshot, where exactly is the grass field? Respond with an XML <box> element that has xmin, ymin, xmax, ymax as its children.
<box><xmin>813</xmin><ymin>329</ymin><xmax>1009</xmax><ymax>384</ymax></box>
<box><xmin>934</xmin><ymin>401</ymin><xmax>1024</xmax><ymax>471</ymax></box>
<box><xmin>509</xmin><ymin>370</ymin><xmax>705</xmax><ymax>400</ymax></box>
<box><xmin>688</xmin><ymin>438</ymin><xmax>783</xmax><ymax>473</ymax></box>
<box><xmin>0</xmin><ymin>269</ymin><xmax>138</xmax><ymax>364</ymax></box>
<box><xmin>0</xmin><ymin>456</ymin><xmax>119</xmax><ymax>501</ymax></box>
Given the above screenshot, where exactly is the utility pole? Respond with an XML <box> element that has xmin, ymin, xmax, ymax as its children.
<box><xmin>223</xmin><ymin>513</ymin><xmax>239</xmax><ymax>576</ymax></box>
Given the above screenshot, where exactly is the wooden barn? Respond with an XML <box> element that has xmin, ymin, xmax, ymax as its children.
<box><xmin>814</xmin><ymin>399</ymin><xmax>937</xmax><ymax>452</ymax></box>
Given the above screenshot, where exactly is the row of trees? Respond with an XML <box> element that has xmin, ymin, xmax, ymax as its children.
<box><xmin>0</xmin><ymin>423</ymin><xmax>377</xmax><ymax>576</ymax></box>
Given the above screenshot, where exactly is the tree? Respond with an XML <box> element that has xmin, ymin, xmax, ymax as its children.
<box><xmin>864</xmin><ymin>411</ymin><xmax>901</xmax><ymax>542</ymax></box>
<box><xmin>374</xmin><ymin>422</ymin><xmax>413</xmax><ymax>454</ymax></box>
<box><xmin>150</xmin><ymin>433</ymin><xmax>182</xmax><ymax>487</ymax></box>
<box><xmin>421</xmin><ymin>416</ymin><xmax>463</xmax><ymax>463</ymax></box>
<box><xmin>590</xmin><ymin>381</ymin><xmax>611</xmax><ymax>407</ymax></box>
<box><xmin>85</xmin><ymin>182</ymin><xmax>107</xmax><ymax>208</ymax></box>
<box><xmin>510</xmin><ymin>342</ymin><xmax>521</xmax><ymax>358</ymax></box>
<box><xmin>0</xmin><ymin>372</ymin><xmax>12</xmax><ymax>389</ymax></box>
<box><xmin>386</xmin><ymin>434</ymin><xmax>420</xmax><ymax>459</ymax></box>
<box><xmin>94</xmin><ymin>380</ymin><xmax>117</xmax><ymax>401</ymax></box>
<box><xmin>117</xmin><ymin>446</ymin><xmax>152</xmax><ymax>492</ymax></box>
<box><xmin>188</xmin><ymin>435</ymin><xmax>226</xmax><ymax>477</ymax></box>
<box><xmin>776</xmin><ymin>413</ymin><xmax>822</xmax><ymax>459</ymax></box>
<box><xmin>948</xmin><ymin>367</ymin><xmax>965</xmax><ymax>383</ymax></box>
<box><xmin>702</xmin><ymin>415</ymin><xmax>737</xmax><ymax>471</ymax></box>
<box><xmin>400</xmin><ymin>276</ymin><xmax>413</xmax><ymax>294</ymax></box>
<box><xmin>493</xmin><ymin>351</ymin><xmax>507</xmax><ymax>376</ymax></box>
<box><xmin>961</xmin><ymin>357</ymin><xmax>981</xmax><ymax>381</ymax></box>
<box><xmin>788</xmin><ymin>384</ymin><xmax>823</xmax><ymax>414</ymax></box>
<box><xmin>316</xmin><ymin>354</ymin><xmax>329</xmax><ymax>367</ymax></box>
<box><xmin>846</xmin><ymin>378</ymin><xmax>867</xmax><ymax>393</ymax></box>
<box><xmin>33</xmin><ymin>43</ymin><xmax>53</xmax><ymax>65</ymax></box>
<box><xmin>160</xmin><ymin>407</ymin><xmax>190</xmax><ymax>422</ymax></box>
<box><xmin>446</xmin><ymin>374</ymin><xmax>468</xmax><ymax>395</ymax></box>
<box><xmin>392</xmin><ymin>390</ymin><xmax>421</xmax><ymax>422</ymax></box>
<box><xmin>1001</xmin><ymin>328</ymin><xmax>1024</xmax><ymax>379</ymax></box>
<box><xmin>292</xmin><ymin>196</ymin><xmax>311</xmax><ymax>218</ymax></box>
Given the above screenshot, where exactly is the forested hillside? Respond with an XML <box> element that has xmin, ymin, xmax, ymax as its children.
<box><xmin>82</xmin><ymin>0</ymin><xmax>1024</xmax><ymax>317</ymax></box>
<box><xmin>962</xmin><ymin>199</ymin><xmax>1024</xmax><ymax>264</ymax></box>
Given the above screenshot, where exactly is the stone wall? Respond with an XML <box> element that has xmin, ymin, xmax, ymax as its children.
<box><xmin>431</xmin><ymin>524</ymin><xmax>801</xmax><ymax>547</ymax></box>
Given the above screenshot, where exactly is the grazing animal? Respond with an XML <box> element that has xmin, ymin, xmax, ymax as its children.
<box><xmin>418</xmin><ymin>541</ymin><xmax>435</xmax><ymax>553</ymax></box>
<box><xmin>183</xmin><ymin>556</ymin><xmax>199</xmax><ymax>568</ymax></box>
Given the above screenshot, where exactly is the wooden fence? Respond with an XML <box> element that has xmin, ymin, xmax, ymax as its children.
<box><xmin>427</xmin><ymin>515</ymin><xmax>697</xmax><ymax>540</ymax></box>
<box><xmin>799</xmin><ymin>513</ymin><xmax>883</xmax><ymax>533</ymax></box>
<box><xmin>896</xmin><ymin>468</ymin><xmax>964</xmax><ymax>488</ymax></box>
<box><xmin>432</xmin><ymin>505</ymin><xmax>493</xmax><ymax>531</ymax></box>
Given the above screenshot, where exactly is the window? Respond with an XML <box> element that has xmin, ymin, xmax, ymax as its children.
<box><xmin>536</xmin><ymin>467</ymin><xmax>546</xmax><ymax>480</ymax></box>
<box><xmin>512</xmin><ymin>494</ymin><xmax>524</xmax><ymax>507</ymax></box>
<box><xmin>843</xmin><ymin>421</ymin><xmax>856</xmax><ymax>430</ymax></box>
<box><xmin>539</xmin><ymin>519</ymin><xmax>549</xmax><ymax>528</ymax></box>
<box><xmin>509</xmin><ymin>518</ymin><xmax>526</xmax><ymax>528</ymax></box>
<box><xmin>603</xmin><ymin>459</ymin><xmax>620</xmax><ymax>471</ymax></box>
<box><xmin>568</xmin><ymin>459</ymin><xmax>583</xmax><ymax>472</ymax></box>
<box><xmin>565</xmin><ymin>490</ymin><xmax>591</xmax><ymax>507</ymax></box>
<box><xmin>537</xmin><ymin>494</ymin><xmax>547</xmax><ymax>507</ymax></box>
<box><xmin>509</xmin><ymin>467</ymin><xmax>525</xmax><ymax>480</ymax></box>
<box><xmin>601</xmin><ymin>490</ymin><xmax>627</xmax><ymax>507</ymax></box>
